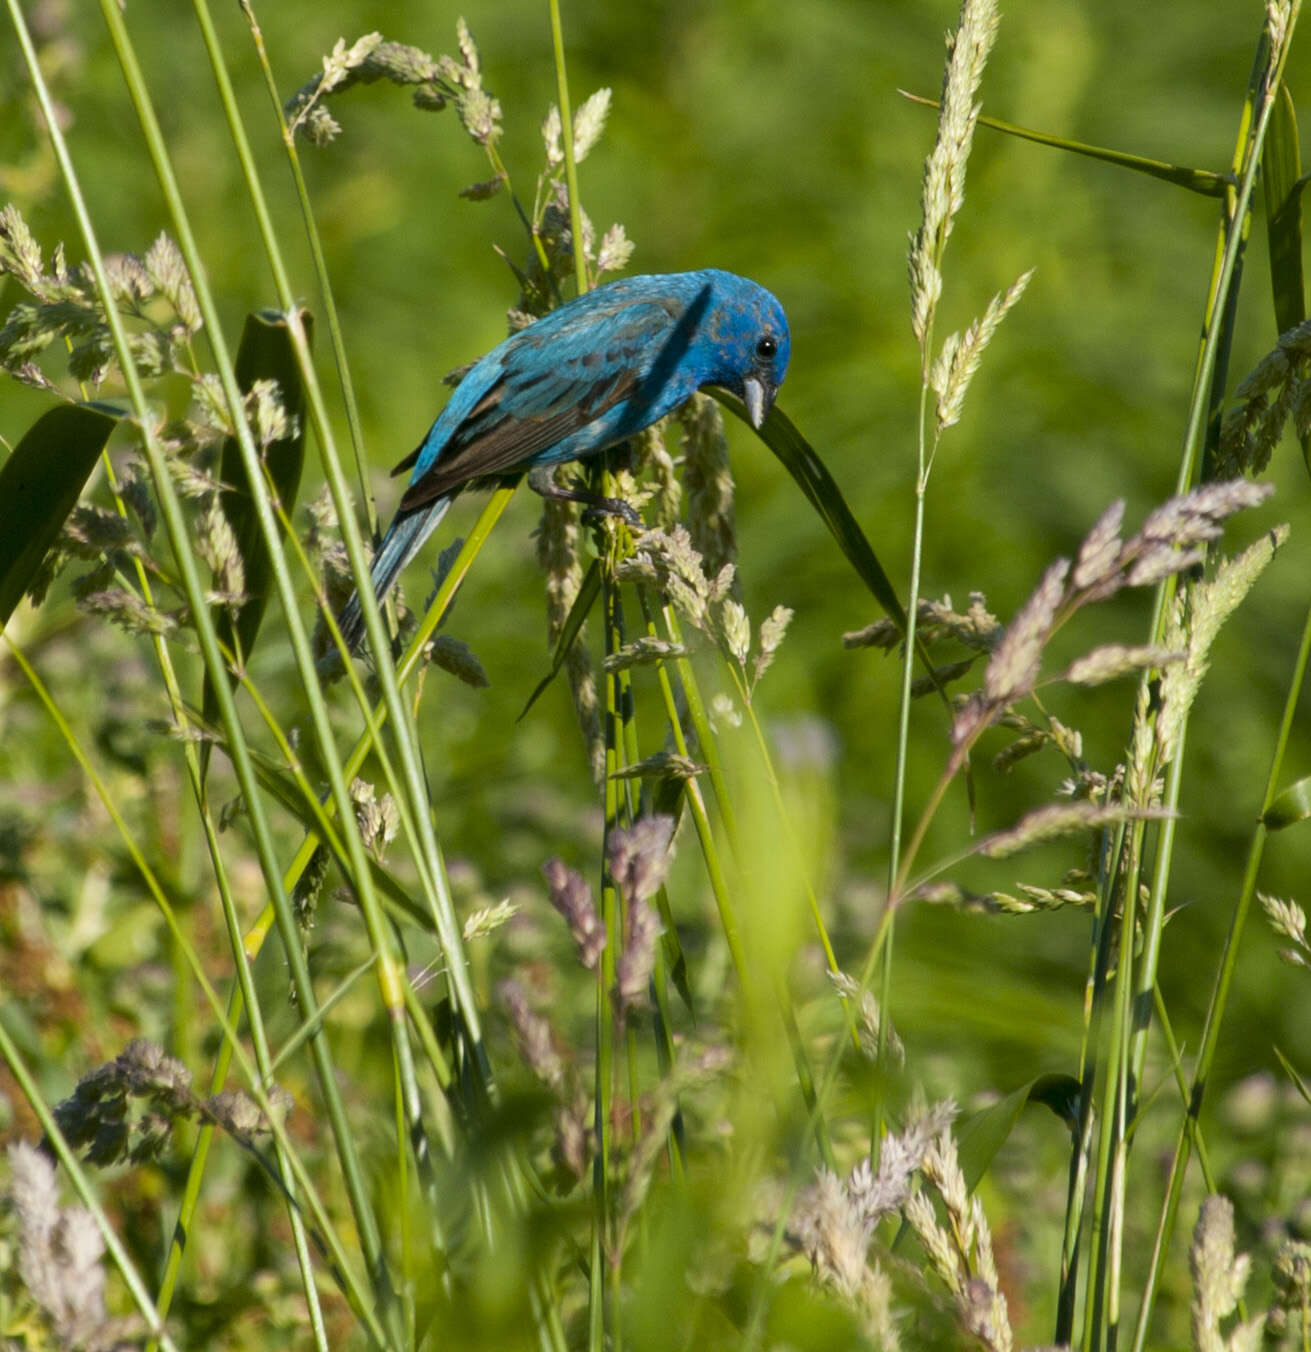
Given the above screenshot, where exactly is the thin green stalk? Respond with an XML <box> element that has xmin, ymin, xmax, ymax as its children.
<box><xmin>390</xmin><ymin>1058</ymin><xmax>415</xmax><ymax>1350</ymax></box>
<box><xmin>632</xmin><ymin>593</ymin><xmax>686</xmax><ymax>1162</ymax></box>
<box><xmin>548</xmin><ymin>0</ymin><xmax>589</xmax><ymax>298</ymax></box>
<box><xmin>1129</xmin><ymin>580</ymin><xmax>1311</xmax><ymax>1352</ymax></box>
<box><xmin>236</xmin><ymin>0</ymin><xmax>376</xmax><ymax>534</ymax></box>
<box><xmin>1085</xmin><ymin>815</ymin><xmax>1149</xmax><ymax>1348</ymax></box>
<box><xmin>610</xmin><ymin>584</ymin><xmax>649</xmax><ymax>1159</ymax></box>
<box><xmin>270</xmin><ymin>956</ymin><xmax>378</xmax><ymax>1071</ymax></box>
<box><xmin>1094</xmin><ymin>12</ymin><xmax>1299</xmax><ymax>1345</ymax></box>
<box><xmin>635</xmin><ymin>594</ymin><xmax>743</xmax><ymax>984</ymax></box>
<box><xmin>884</xmin><ymin>376</ymin><xmax>932</xmax><ymax>1028</ymax></box>
<box><xmin>1165</xmin><ymin>43</ymin><xmax>1272</xmax><ymax>500</ymax></box>
<box><xmin>663</xmin><ymin>609</ymin><xmax>746</xmax><ymax>970</ymax></box>
<box><xmin>591</xmin><ymin>573</ymin><xmax>623</xmax><ymax>1352</ymax></box>
<box><xmin>1081</xmin><ymin>828</ymin><xmax>1139</xmax><ymax>1352</ymax></box>
<box><xmin>1150</xmin><ymin>985</ymin><xmax>1218</xmax><ymax>1191</ymax></box>
<box><xmin>1056</xmin><ymin>817</ymin><xmax>1128</xmax><ymax>1343</ymax></box>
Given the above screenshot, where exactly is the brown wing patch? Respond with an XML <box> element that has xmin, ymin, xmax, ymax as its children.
<box><xmin>390</xmin><ymin>383</ymin><xmax>507</xmax><ymax>480</ymax></box>
<box><xmin>396</xmin><ymin>366</ymin><xmax>640</xmax><ymax>511</ymax></box>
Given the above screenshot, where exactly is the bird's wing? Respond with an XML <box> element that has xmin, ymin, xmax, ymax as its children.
<box><xmin>393</xmin><ymin>293</ymin><xmax>685</xmax><ymax>511</ymax></box>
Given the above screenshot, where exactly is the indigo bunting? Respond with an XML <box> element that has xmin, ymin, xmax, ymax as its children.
<box><xmin>336</xmin><ymin>268</ymin><xmax>789</xmax><ymax>653</ymax></box>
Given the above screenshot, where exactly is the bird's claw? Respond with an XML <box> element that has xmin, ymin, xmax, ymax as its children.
<box><xmin>580</xmin><ymin>494</ymin><xmax>642</xmax><ymax>528</ymax></box>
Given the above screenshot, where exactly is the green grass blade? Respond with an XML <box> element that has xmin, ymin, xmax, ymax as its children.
<box><xmin>712</xmin><ymin>392</ymin><xmax>907</xmax><ymax>631</ymax></box>
<box><xmin>0</xmin><ymin>401</ymin><xmax>121</xmax><ymax>627</ymax></box>
<box><xmin>1262</xmin><ymin>85</ymin><xmax>1306</xmax><ymax>336</ymax></box>
<box><xmin>900</xmin><ymin>90</ymin><xmax>1229</xmax><ymax>197</ymax></box>
<box><xmin>236</xmin><ymin>3</ymin><xmax>376</xmax><ymax>535</ymax></box>
<box><xmin>1261</xmin><ymin>83</ymin><xmax>1310</xmax><ymax>475</ymax></box>
<box><xmin>1273</xmin><ymin>1045</ymin><xmax>1311</xmax><ymax>1107</ymax></box>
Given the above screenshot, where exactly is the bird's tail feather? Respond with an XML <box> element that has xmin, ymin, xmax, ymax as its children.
<box><xmin>335</xmin><ymin>496</ymin><xmax>454</xmax><ymax>655</ymax></box>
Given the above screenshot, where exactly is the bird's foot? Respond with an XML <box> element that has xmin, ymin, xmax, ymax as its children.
<box><xmin>580</xmin><ymin>494</ymin><xmax>642</xmax><ymax>528</ymax></box>
<box><xmin>527</xmin><ymin>465</ymin><xmax>642</xmax><ymax>528</ymax></box>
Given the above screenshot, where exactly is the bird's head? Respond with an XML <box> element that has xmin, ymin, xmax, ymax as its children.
<box><xmin>701</xmin><ymin>271</ymin><xmax>791</xmax><ymax>429</ymax></box>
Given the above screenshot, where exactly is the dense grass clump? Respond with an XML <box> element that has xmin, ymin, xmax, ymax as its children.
<box><xmin>0</xmin><ymin>2</ymin><xmax>1308</xmax><ymax>1349</ymax></box>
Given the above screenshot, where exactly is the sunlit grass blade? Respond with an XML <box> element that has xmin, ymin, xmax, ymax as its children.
<box><xmin>202</xmin><ymin>309</ymin><xmax>311</xmax><ymax>772</ymax></box>
<box><xmin>1126</xmin><ymin>12</ymin><xmax>1309</xmax><ymax>1314</ymax></box>
<box><xmin>900</xmin><ymin>89</ymin><xmax>1229</xmax><ymax>197</ymax></box>
<box><xmin>0</xmin><ymin>401</ymin><xmax>121</xmax><ymax>627</ymax></box>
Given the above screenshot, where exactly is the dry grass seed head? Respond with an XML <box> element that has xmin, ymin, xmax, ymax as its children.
<box><xmin>542</xmin><ymin>857</ymin><xmax>606</xmax><ymax>971</ymax></box>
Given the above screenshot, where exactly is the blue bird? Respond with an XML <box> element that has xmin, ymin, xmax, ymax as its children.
<box><xmin>335</xmin><ymin>268</ymin><xmax>790</xmax><ymax>653</ymax></box>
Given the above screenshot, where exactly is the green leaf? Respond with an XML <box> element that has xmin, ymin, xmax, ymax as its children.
<box><xmin>0</xmin><ymin>401</ymin><xmax>122</xmax><ymax>629</ymax></box>
<box><xmin>713</xmin><ymin>394</ymin><xmax>963</xmax><ymax>720</ymax></box>
<box><xmin>1262</xmin><ymin>773</ymin><xmax>1311</xmax><ymax>829</ymax></box>
<box><xmin>901</xmin><ymin>90</ymin><xmax>1229</xmax><ymax>198</ymax></box>
<box><xmin>956</xmin><ymin>1072</ymin><xmax>1081</xmax><ymax>1191</ymax></box>
<box><xmin>1263</xmin><ymin>86</ymin><xmax>1306</xmax><ymax>336</ymax></box>
<box><xmin>711</xmin><ymin>392</ymin><xmax>907</xmax><ymax>632</ymax></box>
<box><xmin>1274</xmin><ymin>1045</ymin><xmax>1311</xmax><ymax>1108</ymax></box>
<box><xmin>202</xmin><ymin>310</ymin><xmax>311</xmax><ymax>764</ymax></box>
<box><xmin>1261</xmin><ymin>86</ymin><xmax>1309</xmax><ymax>474</ymax></box>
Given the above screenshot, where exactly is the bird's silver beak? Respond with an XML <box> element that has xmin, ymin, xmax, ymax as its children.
<box><xmin>742</xmin><ymin>375</ymin><xmax>772</xmax><ymax>429</ymax></box>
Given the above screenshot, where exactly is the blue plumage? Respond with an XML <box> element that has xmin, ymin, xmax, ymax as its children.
<box><xmin>336</xmin><ymin>268</ymin><xmax>790</xmax><ymax>653</ymax></box>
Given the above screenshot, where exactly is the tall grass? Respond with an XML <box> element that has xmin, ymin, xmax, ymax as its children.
<box><xmin>0</xmin><ymin>2</ymin><xmax>1308</xmax><ymax>1349</ymax></box>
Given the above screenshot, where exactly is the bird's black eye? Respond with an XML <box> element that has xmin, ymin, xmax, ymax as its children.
<box><xmin>756</xmin><ymin>335</ymin><xmax>778</xmax><ymax>361</ymax></box>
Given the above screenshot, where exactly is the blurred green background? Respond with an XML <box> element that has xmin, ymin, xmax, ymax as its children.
<box><xmin>2</xmin><ymin>0</ymin><xmax>1308</xmax><ymax>1148</ymax></box>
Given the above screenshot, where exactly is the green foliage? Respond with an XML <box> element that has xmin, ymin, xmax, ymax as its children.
<box><xmin>0</xmin><ymin>3</ymin><xmax>1309</xmax><ymax>1351</ymax></box>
